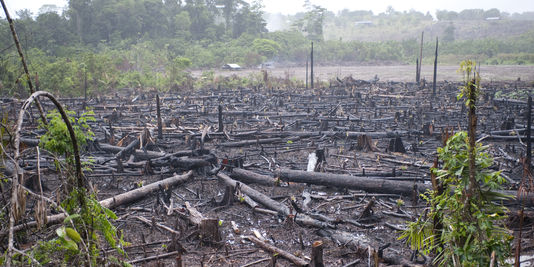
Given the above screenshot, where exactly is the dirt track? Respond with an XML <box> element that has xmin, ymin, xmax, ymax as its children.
<box><xmin>193</xmin><ymin>65</ymin><xmax>534</xmax><ymax>83</ymax></box>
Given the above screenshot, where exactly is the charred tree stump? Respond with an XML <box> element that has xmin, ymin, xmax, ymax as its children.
<box><xmin>359</xmin><ymin>197</ymin><xmax>375</xmax><ymax>219</ymax></box>
<box><xmin>319</xmin><ymin>120</ymin><xmax>329</xmax><ymax>131</ymax></box>
<box><xmin>354</xmin><ymin>135</ymin><xmax>378</xmax><ymax>152</ymax></box>
<box><xmin>388</xmin><ymin>136</ymin><xmax>406</xmax><ymax>153</ymax></box>
<box><xmin>185</xmin><ymin>202</ymin><xmax>221</xmax><ymax>244</ymax></box>
<box><xmin>200</xmin><ymin>219</ymin><xmax>221</xmax><ymax>243</ymax></box>
<box><xmin>310</xmin><ymin>240</ymin><xmax>325</xmax><ymax>267</ymax></box>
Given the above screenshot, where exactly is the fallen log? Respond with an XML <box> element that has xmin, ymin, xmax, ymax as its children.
<box><xmin>483</xmin><ymin>134</ymin><xmax>534</xmax><ymax>141</ymax></box>
<box><xmin>99</xmin><ymin>170</ymin><xmax>193</xmax><ymax>208</ymax></box>
<box><xmin>276</xmin><ymin>169</ymin><xmax>534</xmax><ymax>206</ymax></box>
<box><xmin>217</xmin><ymin>172</ymin><xmax>290</xmax><ymax>214</ymax></box>
<box><xmin>276</xmin><ymin>168</ymin><xmax>430</xmax><ymax>196</ymax></box>
<box><xmin>218</xmin><ymin>137</ymin><xmax>282</xmax><ymax>147</ymax></box>
<box><xmin>217</xmin><ymin>172</ymin><xmax>331</xmax><ymax>228</ymax></box>
<box><xmin>128</xmin><ymin>251</ymin><xmax>181</xmax><ymax>265</ymax></box>
<box><xmin>249</xmin><ymin>130</ymin><xmax>413</xmax><ymax>139</ymax></box>
<box><xmin>230</xmin><ymin>168</ymin><xmax>277</xmax><ymax>186</ymax></box>
<box><xmin>100</xmin><ymin>143</ymin><xmax>165</xmax><ymax>160</ymax></box>
<box><xmin>135</xmin><ymin>215</ymin><xmax>179</xmax><ymax>235</ymax></box>
<box><xmin>115</xmin><ymin>136</ymin><xmax>140</xmax><ymax>160</ymax></box>
<box><xmin>100</xmin><ymin>143</ymin><xmax>213</xmax><ymax>168</ymax></box>
<box><xmin>2</xmin><ymin>171</ymin><xmax>194</xmax><ymax>237</ymax></box>
<box><xmin>317</xmin><ymin>229</ymin><xmax>370</xmax><ymax>250</ymax></box>
<box><xmin>143</xmin><ymin>154</ymin><xmax>216</xmax><ymax>170</ymax></box>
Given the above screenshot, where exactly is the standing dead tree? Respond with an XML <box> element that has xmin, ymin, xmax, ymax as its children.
<box><xmin>432</xmin><ymin>37</ymin><xmax>438</xmax><ymax>95</ymax></box>
<box><xmin>416</xmin><ymin>31</ymin><xmax>424</xmax><ymax>84</ymax></box>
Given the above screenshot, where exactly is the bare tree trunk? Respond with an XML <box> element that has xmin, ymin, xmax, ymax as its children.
<box><xmin>310</xmin><ymin>42</ymin><xmax>314</xmax><ymax>89</ymax></box>
<box><xmin>417</xmin><ymin>31</ymin><xmax>424</xmax><ymax>85</ymax></box>
<box><xmin>0</xmin><ymin>0</ymin><xmax>47</xmax><ymax>125</ymax></box>
<box><xmin>432</xmin><ymin>37</ymin><xmax>438</xmax><ymax>95</ymax></box>
<box><xmin>306</xmin><ymin>56</ymin><xmax>309</xmax><ymax>89</ymax></box>
<box><xmin>415</xmin><ymin>58</ymin><xmax>419</xmax><ymax>83</ymax></box>
<box><xmin>467</xmin><ymin>80</ymin><xmax>477</xmax><ymax>196</ymax></box>
<box><xmin>157</xmin><ymin>94</ymin><xmax>163</xmax><ymax>139</ymax></box>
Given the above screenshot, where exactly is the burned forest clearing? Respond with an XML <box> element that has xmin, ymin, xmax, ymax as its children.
<box><xmin>3</xmin><ymin>0</ymin><xmax>534</xmax><ymax>264</ymax></box>
<box><xmin>2</xmin><ymin>68</ymin><xmax>534</xmax><ymax>266</ymax></box>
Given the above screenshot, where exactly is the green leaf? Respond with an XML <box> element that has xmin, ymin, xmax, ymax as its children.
<box><xmin>61</xmin><ymin>238</ymin><xmax>79</xmax><ymax>251</ymax></box>
<box><xmin>56</xmin><ymin>226</ymin><xmax>66</xmax><ymax>238</ymax></box>
<box><xmin>66</xmin><ymin>227</ymin><xmax>82</xmax><ymax>243</ymax></box>
<box><xmin>63</xmin><ymin>214</ymin><xmax>81</xmax><ymax>224</ymax></box>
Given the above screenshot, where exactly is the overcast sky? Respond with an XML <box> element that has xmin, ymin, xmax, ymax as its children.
<box><xmin>2</xmin><ymin>0</ymin><xmax>534</xmax><ymax>17</ymax></box>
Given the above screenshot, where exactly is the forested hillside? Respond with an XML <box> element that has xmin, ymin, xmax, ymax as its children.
<box><xmin>1</xmin><ymin>0</ymin><xmax>534</xmax><ymax>96</ymax></box>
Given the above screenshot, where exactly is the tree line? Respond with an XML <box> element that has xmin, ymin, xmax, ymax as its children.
<box><xmin>1</xmin><ymin>1</ymin><xmax>533</xmax><ymax>96</ymax></box>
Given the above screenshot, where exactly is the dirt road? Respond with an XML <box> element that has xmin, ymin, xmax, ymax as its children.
<box><xmin>193</xmin><ymin>64</ymin><xmax>534</xmax><ymax>83</ymax></box>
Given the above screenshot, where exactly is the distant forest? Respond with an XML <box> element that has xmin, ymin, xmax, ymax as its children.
<box><xmin>1</xmin><ymin>0</ymin><xmax>534</xmax><ymax>95</ymax></box>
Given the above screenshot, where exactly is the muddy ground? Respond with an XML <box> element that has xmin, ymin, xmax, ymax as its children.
<box><xmin>3</xmin><ymin>67</ymin><xmax>534</xmax><ymax>266</ymax></box>
<box><xmin>192</xmin><ymin>65</ymin><xmax>534</xmax><ymax>83</ymax></box>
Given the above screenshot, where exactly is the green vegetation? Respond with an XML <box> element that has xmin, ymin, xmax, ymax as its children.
<box><xmin>1</xmin><ymin>2</ymin><xmax>534</xmax><ymax>96</ymax></box>
<box><xmin>401</xmin><ymin>132</ymin><xmax>512</xmax><ymax>265</ymax></box>
<box><xmin>18</xmin><ymin>109</ymin><xmax>130</xmax><ymax>266</ymax></box>
<box><xmin>399</xmin><ymin>61</ymin><xmax>512</xmax><ymax>266</ymax></box>
<box><xmin>29</xmin><ymin>190</ymin><xmax>130</xmax><ymax>266</ymax></box>
<box><xmin>39</xmin><ymin>109</ymin><xmax>94</xmax><ymax>157</ymax></box>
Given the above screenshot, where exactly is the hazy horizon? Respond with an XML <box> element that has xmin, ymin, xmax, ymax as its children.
<box><xmin>3</xmin><ymin>0</ymin><xmax>534</xmax><ymax>18</ymax></box>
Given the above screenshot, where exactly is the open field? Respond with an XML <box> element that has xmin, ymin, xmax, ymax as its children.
<box><xmin>194</xmin><ymin>65</ymin><xmax>534</xmax><ymax>83</ymax></box>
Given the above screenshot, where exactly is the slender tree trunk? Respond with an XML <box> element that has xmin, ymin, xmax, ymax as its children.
<box><xmin>417</xmin><ymin>31</ymin><xmax>424</xmax><ymax>84</ymax></box>
<box><xmin>156</xmin><ymin>94</ymin><xmax>163</xmax><ymax>139</ymax></box>
<box><xmin>527</xmin><ymin>96</ymin><xmax>532</xmax><ymax>166</ymax></box>
<box><xmin>467</xmin><ymin>79</ymin><xmax>477</xmax><ymax>196</ymax></box>
<box><xmin>310</xmin><ymin>42</ymin><xmax>314</xmax><ymax>89</ymax></box>
<box><xmin>218</xmin><ymin>105</ymin><xmax>224</xmax><ymax>132</ymax></box>
<box><xmin>1</xmin><ymin>0</ymin><xmax>47</xmax><ymax>125</ymax></box>
<box><xmin>432</xmin><ymin>37</ymin><xmax>438</xmax><ymax>95</ymax></box>
<box><xmin>306</xmin><ymin>56</ymin><xmax>308</xmax><ymax>89</ymax></box>
<box><xmin>415</xmin><ymin>58</ymin><xmax>419</xmax><ymax>83</ymax></box>
<box><xmin>83</xmin><ymin>68</ymin><xmax>87</xmax><ymax>109</ymax></box>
